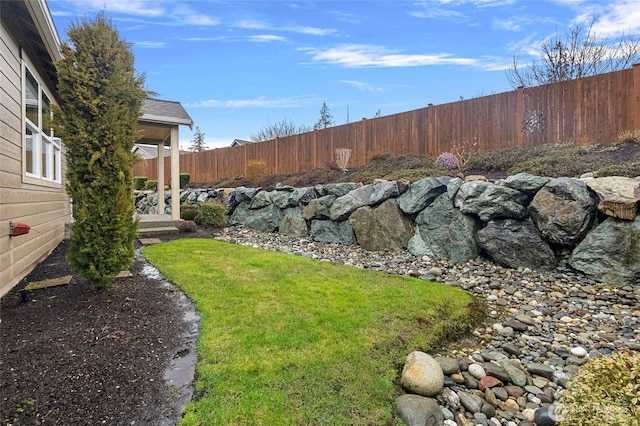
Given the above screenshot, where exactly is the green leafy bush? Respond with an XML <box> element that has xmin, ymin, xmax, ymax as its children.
<box><xmin>144</xmin><ymin>180</ymin><xmax>158</xmax><ymax>190</ymax></box>
<box><xmin>180</xmin><ymin>204</ymin><xmax>198</xmax><ymax>221</ymax></box>
<box><xmin>559</xmin><ymin>350</ymin><xmax>640</xmax><ymax>426</ymax></box>
<box><xmin>133</xmin><ymin>176</ymin><xmax>148</xmax><ymax>190</ymax></box>
<box><xmin>179</xmin><ymin>173</ymin><xmax>190</xmax><ymax>189</ymax></box>
<box><xmin>194</xmin><ymin>202</ymin><xmax>227</xmax><ymax>228</ymax></box>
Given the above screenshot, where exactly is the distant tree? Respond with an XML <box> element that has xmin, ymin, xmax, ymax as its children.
<box><xmin>507</xmin><ymin>15</ymin><xmax>640</xmax><ymax>88</ymax></box>
<box><xmin>374</xmin><ymin>108</ymin><xmax>382</xmax><ymax>118</ymax></box>
<box><xmin>314</xmin><ymin>101</ymin><xmax>335</xmax><ymax>130</ymax></box>
<box><xmin>55</xmin><ymin>12</ymin><xmax>147</xmax><ymax>289</ymax></box>
<box><xmin>249</xmin><ymin>118</ymin><xmax>311</xmax><ymax>142</ymax></box>
<box><xmin>189</xmin><ymin>126</ymin><xmax>206</xmax><ymax>151</ymax></box>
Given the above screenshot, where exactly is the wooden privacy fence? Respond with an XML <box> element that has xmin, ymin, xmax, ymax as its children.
<box><xmin>133</xmin><ymin>65</ymin><xmax>640</xmax><ymax>183</ymax></box>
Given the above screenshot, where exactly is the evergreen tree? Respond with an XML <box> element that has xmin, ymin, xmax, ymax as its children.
<box><xmin>189</xmin><ymin>126</ymin><xmax>206</xmax><ymax>151</ymax></box>
<box><xmin>314</xmin><ymin>101</ymin><xmax>335</xmax><ymax>130</ymax></box>
<box><xmin>54</xmin><ymin>13</ymin><xmax>147</xmax><ymax>288</ymax></box>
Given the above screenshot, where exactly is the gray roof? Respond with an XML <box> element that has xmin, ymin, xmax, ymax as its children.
<box><xmin>231</xmin><ymin>139</ymin><xmax>254</xmax><ymax>147</ymax></box>
<box><xmin>141</xmin><ymin>98</ymin><xmax>194</xmax><ymax>129</ymax></box>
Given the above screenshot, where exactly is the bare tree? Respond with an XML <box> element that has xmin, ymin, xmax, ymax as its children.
<box><xmin>507</xmin><ymin>15</ymin><xmax>640</xmax><ymax>88</ymax></box>
<box><xmin>250</xmin><ymin>118</ymin><xmax>312</xmax><ymax>142</ymax></box>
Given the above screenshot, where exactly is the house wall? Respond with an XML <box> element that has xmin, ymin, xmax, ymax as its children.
<box><xmin>0</xmin><ymin>20</ymin><xmax>70</xmax><ymax>298</ymax></box>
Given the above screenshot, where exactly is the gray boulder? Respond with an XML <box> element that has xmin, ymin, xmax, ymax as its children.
<box><xmin>455</xmin><ymin>180</ymin><xmax>529</xmax><ymax>221</ymax></box>
<box><xmin>249</xmin><ymin>190</ymin><xmax>273</xmax><ymax>209</ymax></box>
<box><xmin>243</xmin><ymin>204</ymin><xmax>282</xmax><ymax>233</ymax></box>
<box><xmin>369</xmin><ymin>179</ymin><xmax>400</xmax><ymax>205</ymax></box>
<box><xmin>348</xmin><ymin>199</ymin><xmax>413</xmax><ymax>251</ymax></box>
<box><xmin>397</xmin><ymin>177</ymin><xmax>451</xmax><ymax>214</ymax></box>
<box><xmin>309</xmin><ymin>220</ymin><xmax>356</xmax><ymax>245</ymax></box>
<box><xmin>528</xmin><ymin>178</ymin><xmax>598</xmax><ymax>246</ymax></box>
<box><xmin>279</xmin><ymin>207</ymin><xmax>308</xmax><ymax>237</ymax></box>
<box><xmin>395</xmin><ymin>394</ymin><xmax>444</xmax><ymax>426</ymax></box>
<box><xmin>234</xmin><ymin>186</ymin><xmax>259</xmax><ymax>203</ymax></box>
<box><xmin>498</xmin><ymin>172</ymin><xmax>550</xmax><ymax>195</ymax></box>
<box><xmin>569</xmin><ymin>215</ymin><xmax>640</xmax><ymax>284</ymax></box>
<box><xmin>408</xmin><ymin>192</ymin><xmax>479</xmax><ymax>263</ymax></box>
<box><xmin>329</xmin><ymin>185</ymin><xmax>375</xmax><ymax>221</ymax></box>
<box><xmin>291</xmin><ymin>187</ymin><xmax>317</xmax><ymax>205</ymax></box>
<box><xmin>323</xmin><ymin>182</ymin><xmax>357</xmax><ymax>197</ymax></box>
<box><xmin>270</xmin><ymin>189</ymin><xmax>294</xmax><ymax>209</ymax></box>
<box><xmin>476</xmin><ymin>219</ymin><xmax>557</xmax><ymax>270</ymax></box>
<box><xmin>229</xmin><ymin>201</ymin><xmax>251</xmax><ymax>226</ymax></box>
<box><xmin>302</xmin><ymin>195</ymin><xmax>336</xmax><ymax>220</ymax></box>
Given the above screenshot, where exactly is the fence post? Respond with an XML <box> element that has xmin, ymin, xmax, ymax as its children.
<box><xmin>361</xmin><ymin>118</ymin><xmax>367</xmax><ymax>166</ymax></box>
<box><xmin>516</xmin><ymin>86</ymin><xmax>524</xmax><ymax>148</ymax></box>
<box><xmin>634</xmin><ymin>64</ymin><xmax>640</xmax><ymax>129</ymax></box>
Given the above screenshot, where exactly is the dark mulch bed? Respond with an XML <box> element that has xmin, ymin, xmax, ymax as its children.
<box><xmin>0</xmin><ymin>229</ymin><xmax>215</xmax><ymax>425</ymax></box>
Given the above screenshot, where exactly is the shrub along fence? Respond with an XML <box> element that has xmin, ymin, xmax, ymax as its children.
<box><xmin>133</xmin><ymin>65</ymin><xmax>640</xmax><ymax>183</ymax></box>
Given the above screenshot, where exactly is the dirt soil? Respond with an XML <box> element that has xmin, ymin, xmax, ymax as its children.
<box><xmin>0</xmin><ymin>229</ymin><xmax>216</xmax><ymax>426</ymax></box>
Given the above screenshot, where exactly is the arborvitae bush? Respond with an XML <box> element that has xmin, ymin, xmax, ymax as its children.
<box><xmin>133</xmin><ymin>176</ymin><xmax>147</xmax><ymax>190</ymax></box>
<box><xmin>54</xmin><ymin>13</ymin><xmax>147</xmax><ymax>289</ymax></box>
<box><xmin>180</xmin><ymin>204</ymin><xmax>198</xmax><ymax>221</ymax></box>
<box><xmin>194</xmin><ymin>202</ymin><xmax>226</xmax><ymax>228</ymax></box>
<box><xmin>179</xmin><ymin>173</ymin><xmax>190</xmax><ymax>189</ymax></box>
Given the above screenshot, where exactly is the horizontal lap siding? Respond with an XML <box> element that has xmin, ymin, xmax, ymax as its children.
<box><xmin>132</xmin><ymin>67</ymin><xmax>638</xmax><ymax>183</ymax></box>
<box><xmin>1</xmin><ymin>22</ymin><xmax>70</xmax><ymax>297</ymax></box>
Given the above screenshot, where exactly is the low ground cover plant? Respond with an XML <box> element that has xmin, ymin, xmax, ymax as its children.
<box><xmin>194</xmin><ymin>202</ymin><xmax>226</xmax><ymax>228</ymax></box>
<box><xmin>143</xmin><ymin>239</ymin><xmax>481</xmax><ymax>425</ymax></box>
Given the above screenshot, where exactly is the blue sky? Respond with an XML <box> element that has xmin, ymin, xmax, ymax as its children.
<box><xmin>48</xmin><ymin>0</ymin><xmax>640</xmax><ymax>149</ymax></box>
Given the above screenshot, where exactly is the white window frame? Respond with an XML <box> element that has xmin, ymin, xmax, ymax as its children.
<box><xmin>22</xmin><ymin>57</ymin><xmax>62</xmax><ymax>186</ymax></box>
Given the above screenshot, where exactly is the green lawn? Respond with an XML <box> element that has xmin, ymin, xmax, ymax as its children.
<box><xmin>143</xmin><ymin>239</ymin><xmax>481</xmax><ymax>425</ymax></box>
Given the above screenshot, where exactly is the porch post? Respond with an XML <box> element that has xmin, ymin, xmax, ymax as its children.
<box><xmin>157</xmin><ymin>142</ymin><xmax>165</xmax><ymax>214</ymax></box>
<box><xmin>170</xmin><ymin>126</ymin><xmax>180</xmax><ymax>220</ymax></box>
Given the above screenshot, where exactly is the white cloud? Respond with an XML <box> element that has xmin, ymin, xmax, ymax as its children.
<box><xmin>589</xmin><ymin>1</ymin><xmax>640</xmax><ymax>36</ymax></box>
<box><xmin>186</xmin><ymin>96</ymin><xmax>318</xmax><ymax>108</ymax></box>
<box><xmin>133</xmin><ymin>41</ymin><xmax>167</xmax><ymax>48</ymax></box>
<box><xmin>339</xmin><ymin>80</ymin><xmax>385</xmax><ymax>92</ymax></box>
<box><xmin>235</xmin><ymin>19</ymin><xmax>335</xmax><ymax>36</ymax></box>
<box><xmin>247</xmin><ymin>35</ymin><xmax>287</xmax><ymax>43</ymax></box>
<box><xmin>304</xmin><ymin>44</ymin><xmax>477</xmax><ymax>68</ymax></box>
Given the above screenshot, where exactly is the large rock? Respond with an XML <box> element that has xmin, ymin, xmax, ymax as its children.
<box><xmin>279</xmin><ymin>207</ymin><xmax>308</xmax><ymax>237</ymax></box>
<box><xmin>309</xmin><ymin>220</ymin><xmax>356</xmax><ymax>245</ymax></box>
<box><xmin>528</xmin><ymin>178</ymin><xmax>598</xmax><ymax>247</ymax></box>
<box><xmin>395</xmin><ymin>394</ymin><xmax>444</xmax><ymax>426</ymax></box>
<box><xmin>229</xmin><ymin>201</ymin><xmax>250</xmax><ymax>225</ymax></box>
<box><xmin>369</xmin><ymin>179</ymin><xmax>400</xmax><ymax>205</ymax></box>
<box><xmin>348</xmin><ymin>199</ymin><xmax>413</xmax><ymax>251</ymax></box>
<box><xmin>498</xmin><ymin>172</ymin><xmax>550</xmax><ymax>196</ymax></box>
<box><xmin>323</xmin><ymin>182</ymin><xmax>357</xmax><ymax>197</ymax></box>
<box><xmin>272</xmin><ymin>187</ymin><xmax>317</xmax><ymax>208</ymax></box>
<box><xmin>454</xmin><ymin>180</ymin><xmax>529</xmax><ymax>221</ymax></box>
<box><xmin>329</xmin><ymin>184</ymin><xmax>375</xmax><ymax>221</ymax></box>
<box><xmin>302</xmin><ymin>195</ymin><xmax>336</xmax><ymax>220</ymax></box>
<box><xmin>476</xmin><ymin>219</ymin><xmax>557</xmax><ymax>270</ymax></box>
<box><xmin>270</xmin><ymin>188</ymin><xmax>294</xmax><ymax>209</ymax></box>
<box><xmin>249</xmin><ymin>190</ymin><xmax>273</xmax><ymax>209</ymax></box>
<box><xmin>397</xmin><ymin>177</ymin><xmax>451</xmax><ymax>214</ymax></box>
<box><xmin>243</xmin><ymin>204</ymin><xmax>282</xmax><ymax>233</ymax></box>
<box><xmin>582</xmin><ymin>176</ymin><xmax>639</xmax><ymax>220</ymax></box>
<box><xmin>408</xmin><ymin>192</ymin><xmax>479</xmax><ymax>263</ymax></box>
<box><xmin>400</xmin><ymin>351</ymin><xmax>444</xmax><ymax>397</ymax></box>
<box><xmin>569</xmin><ymin>215</ymin><xmax>640</xmax><ymax>284</ymax></box>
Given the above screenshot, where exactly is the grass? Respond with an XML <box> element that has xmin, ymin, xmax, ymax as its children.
<box><xmin>143</xmin><ymin>239</ymin><xmax>482</xmax><ymax>425</ymax></box>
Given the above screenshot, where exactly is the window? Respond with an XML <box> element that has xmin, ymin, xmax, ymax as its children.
<box><xmin>23</xmin><ymin>62</ymin><xmax>61</xmax><ymax>184</ymax></box>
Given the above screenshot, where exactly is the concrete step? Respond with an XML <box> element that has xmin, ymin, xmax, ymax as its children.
<box><xmin>137</xmin><ymin>226</ymin><xmax>179</xmax><ymax>237</ymax></box>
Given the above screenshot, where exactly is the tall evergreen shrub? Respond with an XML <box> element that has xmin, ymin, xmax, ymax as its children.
<box><xmin>54</xmin><ymin>13</ymin><xmax>147</xmax><ymax>288</ymax></box>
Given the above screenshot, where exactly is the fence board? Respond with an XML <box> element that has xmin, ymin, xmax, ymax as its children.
<box><xmin>132</xmin><ymin>67</ymin><xmax>640</xmax><ymax>183</ymax></box>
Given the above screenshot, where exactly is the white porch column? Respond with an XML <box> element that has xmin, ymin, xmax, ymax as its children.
<box><xmin>170</xmin><ymin>126</ymin><xmax>180</xmax><ymax>220</ymax></box>
<box><xmin>157</xmin><ymin>142</ymin><xmax>165</xmax><ymax>214</ymax></box>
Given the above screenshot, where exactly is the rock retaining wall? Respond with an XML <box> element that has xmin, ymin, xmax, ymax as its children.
<box><xmin>135</xmin><ymin>174</ymin><xmax>640</xmax><ymax>285</ymax></box>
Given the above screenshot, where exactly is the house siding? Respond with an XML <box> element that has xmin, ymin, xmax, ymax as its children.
<box><xmin>0</xmin><ymin>19</ymin><xmax>70</xmax><ymax>298</ymax></box>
